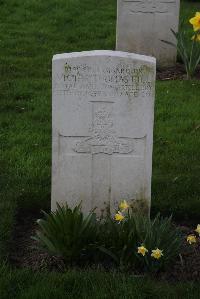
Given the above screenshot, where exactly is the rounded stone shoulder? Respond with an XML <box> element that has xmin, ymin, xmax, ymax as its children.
<box><xmin>52</xmin><ymin>50</ymin><xmax>156</xmax><ymax>65</ymax></box>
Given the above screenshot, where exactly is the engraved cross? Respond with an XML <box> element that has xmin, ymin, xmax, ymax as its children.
<box><xmin>60</xmin><ymin>101</ymin><xmax>145</xmax><ymax>213</ymax></box>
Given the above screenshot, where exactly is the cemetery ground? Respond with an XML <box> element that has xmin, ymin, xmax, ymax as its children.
<box><xmin>0</xmin><ymin>0</ymin><xmax>200</xmax><ymax>298</ymax></box>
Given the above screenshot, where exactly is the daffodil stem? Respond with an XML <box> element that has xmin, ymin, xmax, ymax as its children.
<box><xmin>188</xmin><ymin>34</ymin><xmax>195</xmax><ymax>79</ymax></box>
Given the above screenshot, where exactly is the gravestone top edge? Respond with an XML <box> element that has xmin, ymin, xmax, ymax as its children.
<box><xmin>52</xmin><ymin>50</ymin><xmax>156</xmax><ymax>64</ymax></box>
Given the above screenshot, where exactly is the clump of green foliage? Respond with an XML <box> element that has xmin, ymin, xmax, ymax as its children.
<box><xmin>33</xmin><ymin>202</ymin><xmax>182</xmax><ymax>273</ymax></box>
<box><xmin>98</xmin><ymin>211</ymin><xmax>182</xmax><ymax>272</ymax></box>
<box><xmin>162</xmin><ymin>12</ymin><xmax>200</xmax><ymax>79</ymax></box>
<box><xmin>33</xmin><ymin>203</ymin><xmax>97</xmax><ymax>264</ymax></box>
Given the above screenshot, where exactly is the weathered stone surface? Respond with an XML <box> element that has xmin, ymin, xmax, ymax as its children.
<box><xmin>52</xmin><ymin>50</ymin><xmax>156</xmax><ymax>216</ymax></box>
<box><xmin>116</xmin><ymin>0</ymin><xmax>180</xmax><ymax>67</ymax></box>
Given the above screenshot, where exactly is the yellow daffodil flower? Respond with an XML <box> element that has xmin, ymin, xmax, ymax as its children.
<box><xmin>192</xmin><ymin>34</ymin><xmax>200</xmax><ymax>42</ymax></box>
<box><xmin>189</xmin><ymin>12</ymin><xmax>200</xmax><ymax>31</ymax></box>
<box><xmin>195</xmin><ymin>224</ymin><xmax>200</xmax><ymax>236</ymax></box>
<box><xmin>119</xmin><ymin>200</ymin><xmax>129</xmax><ymax>211</ymax></box>
<box><xmin>187</xmin><ymin>234</ymin><xmax>197</xmax><ymax>245</ymax></box>
<box><xmin>114</xmin><ymin>211</ymin><xmax>124</xmax><ymax>222</ymax></box>
<box><xmin>137</xmin><ymin>245</ymin><xmax>148</xmax><ymax>256</ymax></box>
<box><xmin>151</xmin><ymin>248</ymin><xmax>163</xmax><ymax>260</ymax></box>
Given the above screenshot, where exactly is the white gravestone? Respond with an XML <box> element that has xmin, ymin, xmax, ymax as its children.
<box><xmin>52</xmin><ymin>50</ymin><xmax>156</xmax><ymax>216</ymax></box>
<box><xmin>116</xmin><ymin>0</ymin><xmax>180</xmax><ymax>67</ymax></box>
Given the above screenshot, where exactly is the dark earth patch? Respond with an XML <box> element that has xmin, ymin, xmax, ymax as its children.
<box><xmin>9</xmin><ymin>210</ymin><xmax>200</xmax><ymax>282</ymax></box>
<box><xmin>157</xmin><ymin>63</ymin><xmax>200</xmax><ymax>80</ymax></box>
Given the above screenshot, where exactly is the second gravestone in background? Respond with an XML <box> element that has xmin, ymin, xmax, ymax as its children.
<box><xmin>116</xmin><ymin>0</ymin><xmax>180</xmax><ymax>68</ymax></box>
<box><xmin>52</xmin><ymin>50</ymin><xmax>156</xmax><ymax>216</ymax></box>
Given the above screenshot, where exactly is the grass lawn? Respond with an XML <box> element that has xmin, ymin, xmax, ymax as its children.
<box><xmin>0</xmin><ymin>0</ymin><xmax>200</xmax><ymax>297</ymax></box>
<box><xmin>1</xmin><ymin>264</ymin><xmax>200</xmax><ymax>299</ymax></box>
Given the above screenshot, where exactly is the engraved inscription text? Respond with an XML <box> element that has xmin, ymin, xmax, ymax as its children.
<box><xmin>123</xmin><ymin>0</ymin><xmax>176</xmax><ymax>13</ymax></box>
<box><xmin>53</xmin><ymin>63</ymin><xmax>153</xmax><ymax>98</ymax></box>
